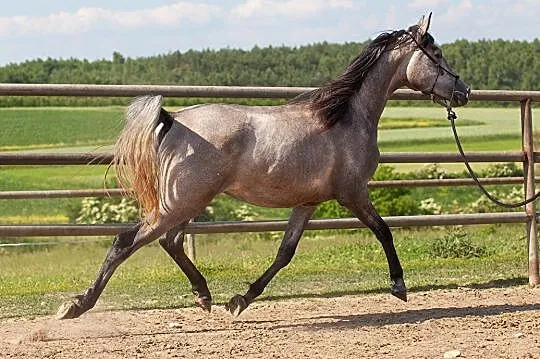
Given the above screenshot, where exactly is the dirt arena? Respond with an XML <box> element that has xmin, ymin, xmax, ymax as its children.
<box><xmin>1</xmin><ymin>286</ymin><xmax>539</xmax><ymax>358</ymax></box>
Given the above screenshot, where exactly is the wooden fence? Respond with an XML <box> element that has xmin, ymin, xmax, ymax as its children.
<box><xmin>0</xmin><ymin>85</ymin><xmax>539</xmax><ymax>285</ymax></box>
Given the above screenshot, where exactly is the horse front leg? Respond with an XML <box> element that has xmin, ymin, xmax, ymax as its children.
<box><xmin>339</xmin><ymin>194</ymin><xmax>407</xmax><ymax>302</ymax></box>
<box><xmin>226</xmin><ymin>205</ymin><xmax>316</xmax><ymax>316</ymax></box>
<box><xmin>159</xmin><ymin>223</ymin><xmax>212</xmax><ymax>312</ymax></box>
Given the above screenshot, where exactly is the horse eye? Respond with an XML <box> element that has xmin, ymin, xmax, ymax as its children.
<box><xmin>434</xmin><ymin>51</ymin><xmax>442</xmax><ymax>59</ymax></box>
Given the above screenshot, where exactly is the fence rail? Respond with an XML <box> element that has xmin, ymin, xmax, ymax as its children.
<box><xmin>1</xmin><ymin>84</ymin><xmax>540</xmax><ymax>102</ymax></box>
<box><xmin>0</xmin><ymin>213</ymin><xmax>530</xmax><ymax>237</ymax></box>
<box><xmin>1</xmin><ymin>177</ymin><xmax>538</xmax><ymax>199</ymax></box>
<box><xmin>0</xmin><ymin>84</ymin><xmax>538</xmax><ymax>285</ymax></box>
<box><xmin>0</xmin><ymin>151</ymin><xmax>534</xmax><ymax>165</ymax></box>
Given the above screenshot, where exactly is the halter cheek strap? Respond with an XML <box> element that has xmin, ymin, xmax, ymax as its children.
<box><xmin>407</xmin><ymin>31</ymin><xmax>460</xmax><ymax>110</ymax></box>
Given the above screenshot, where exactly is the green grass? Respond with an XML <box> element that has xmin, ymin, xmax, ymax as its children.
<box><xmin>379</xmin><ymin>117</ymin><xmax>483</xmax><ymax>130</ymax></box>
<box><xmin>0</xmin><ymin>165</ymin><xmax>112</xmax><ymax>190</ymax></box>
<box><xmin>0</xmin><ymin>224</ymin><xmax>529</xmax><ymax>318</ymax></box>
<box><xmin>379</xmin><ymin>134</ymin><xmax>522</xmax><ymax>152</ymax></box>
<box><xmin>379</xmin><ymin>106</ymin><xmax>540</xmax><ymax>147</ymax></box>
<box><xmin>0</xmin><ymin>107</ymin><xmax>123</xmax><ymax>151</ymax></box>
<box><xmin>0</xmin><ymin>165</ymin><xmax>115</xmax><ymax>221</ymax></box>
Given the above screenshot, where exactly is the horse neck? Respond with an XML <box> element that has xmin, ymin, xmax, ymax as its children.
<box><xmin>348</xmin><ymin>46</ymin><xmax>410</xmax><ymax>129</ymax></box>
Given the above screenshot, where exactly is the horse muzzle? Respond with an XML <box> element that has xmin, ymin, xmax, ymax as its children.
<box><xmin>451</xmin><ymin>86</ymin><xmax>470</xmax><ymax>107</ymax></box>
<box><xmin>432</xmin><ymin>85</ymin><xmax>470</xmax><ymax>109</ymax></box>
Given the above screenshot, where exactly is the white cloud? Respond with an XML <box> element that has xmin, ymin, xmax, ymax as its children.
<box><xmin>408</xmin><ymin>0</ymin><xmax>449</xmax><ymax>9</ymax></box>
<box><xmin>439</xmin><ymin>0</ymin><xmax>473</xmax><ymax>23</ymax></box>
<box><xmin>0</xmin><ymin>2</ymin><xmax>221</xmax><ymax>37</ymax></box>
<box><xmin>231</xmin><ymin>0</ymin><xmax>354</xmax><ymax>19</ymax></box>
<box><xmin>512</xmin><ymin>0</ymin><xmax>540</xmax><ymax>15</ymax></box>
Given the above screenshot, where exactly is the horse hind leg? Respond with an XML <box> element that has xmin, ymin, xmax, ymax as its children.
<box><xmin>159</xmin><ymin>223</ymin><xmax>212</xmax><ymax>312</ymax></box>
<box><xmin>226</xmin><ymin>205</ymin><xmax>316</xmax><ymax>316</ymax></box>
<box><xmin>339</xmin><ymin>194</ymin><xmax>407</xmax><ymax>302</ymax></box>
<box><xmin>56</xmin><ymin>209</ymin><xmax>189</xmax><ymax>320</ymax></box>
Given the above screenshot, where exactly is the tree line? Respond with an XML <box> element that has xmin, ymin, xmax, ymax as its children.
<box><xmin>0</xmin><ymin>38</ymin><xmax>538</xmax><ymax>107</ymax></box>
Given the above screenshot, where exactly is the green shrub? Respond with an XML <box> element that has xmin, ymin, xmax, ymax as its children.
<box><xmin>230</xmin><ymin>204</ymin><xmax>258</xmax><ymax>221</ymax></box>
<box><xmin>414</xmin><ymin>163</ymin><xmax>449</xmax><ymax>179</ymax></box>
<box><xmin>370</xmin><ymin>166</ymin><xmax>424</xmax><ymax>216</ymax></box>
<box><xmin>203</xmin><ymin>196</ymin><xmax>260</xmax><ymax>221</ymax></box>
<box><xmin>469</xmin><ymin>186</ymin><xmax>523</xmax><ymax>213</ymax></box>
<box><xmin>429</xmin><ymin>227</ymin><xmax>488</xmax><ymax>258</ymax></box>
<box><xmin>314</xmin><ymin>200</ymin><xmax>351</xmax><ymax>219</ymax></box>
<box><xmin>372</xmin><ymin>193</ymin><xmax>422</xmax><ymax>217</ymax></box>
<box><xmin>74</xmin><ymin>197</ymin><xmax>139</xmax><ymax>224</ymax></box>
<box><xmin>419</xmin><ymin>198</ymin><xmax>442</xmax><ymax>215</ymax></box>
<box><xmin>478</xmin><ymin>162</ymin><xmax>523</xmax><ymax>178</ymax></box>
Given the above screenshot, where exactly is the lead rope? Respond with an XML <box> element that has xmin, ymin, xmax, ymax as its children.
<box><xmin>448</xmin><ymin>107</ymin><xmax>540</xmax><ymax>208</ymax></box>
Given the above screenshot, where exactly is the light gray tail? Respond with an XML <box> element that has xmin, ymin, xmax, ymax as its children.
<box><xmin>113</xmin><ymin>95</ymin><xmax>166</xmax><ymax>223</ymax></box>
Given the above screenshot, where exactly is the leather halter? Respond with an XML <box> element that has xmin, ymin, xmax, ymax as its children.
<box><xmin>407</xmin><ymin>31</ymin><xmax>460</xmax><ymax>111</ymax></box>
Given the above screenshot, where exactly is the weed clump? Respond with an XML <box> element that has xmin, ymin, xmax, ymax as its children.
<box><xmin>430</xmin><ymin>228</ymin><xmax>488</xmax><ymax>258</ymax></box>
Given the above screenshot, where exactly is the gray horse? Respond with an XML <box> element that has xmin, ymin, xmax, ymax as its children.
<box><xmin>58</xmin><ymin>14</ymin><xmax>470</xmax><ymax>319</ymax></box>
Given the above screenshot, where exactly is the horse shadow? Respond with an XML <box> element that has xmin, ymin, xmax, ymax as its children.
<box><xmin>256</xmin><ymin>303</ymin><xmax>540</xmax><ymax>332</ymax></box>
<box><xmin>245</xmin><ymin>276</ymin><xmax>538</xmax><ymax>330</ymax></box>
<box><xmin>258</xmin><ymin>276</ymin><xmax>529</xmax><ymax>303</ymax></box>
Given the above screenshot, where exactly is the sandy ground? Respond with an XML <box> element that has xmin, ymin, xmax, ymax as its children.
<box><xmin>1</xmin><ymin>286</ymin><xmax>539</xmax><ymax>358</ymax></box>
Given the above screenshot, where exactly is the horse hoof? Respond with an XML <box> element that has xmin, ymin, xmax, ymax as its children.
<box><xmin>56</xmin><ymin>301</ymin><xmax>83</xmax><ymax>320</ymax></box>
<box><xmin>225</xmin><ymin>294</ymin><xmax>248</xmax><ymax>317</ymax></box>
<box><xmin>196</xmin><ymin>296</ymin><xmax>212</xmax><ymax>313</ymax></box>
<box><xmin>391</xmin><ymin>278</ymin><xmax>407</xmax><ymax>302</ymax></box>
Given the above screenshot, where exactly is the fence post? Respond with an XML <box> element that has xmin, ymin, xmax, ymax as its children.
<box><xmin>521</xmin><ymin>98</ymin><xmax>540</xmax><ymax>286</ymax></box>
<box><xmin>186</xmin><ymin>219</ymin><xmax>196</xmax><ymax>262</ymax></box>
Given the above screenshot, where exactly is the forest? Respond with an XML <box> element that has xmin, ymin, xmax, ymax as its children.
<box><xmin>0</xmin><ymin>38</ymin><xmax>538</xmax><ymax>106</ymax></box>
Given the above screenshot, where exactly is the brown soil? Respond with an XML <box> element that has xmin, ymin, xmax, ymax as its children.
<box><xmin>1</xmin><ymin>286</ymin><xmax>539</xmax><ymax>358</ymax></box>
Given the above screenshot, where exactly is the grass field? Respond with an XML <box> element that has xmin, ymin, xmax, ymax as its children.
<box><xmin>0</xmin><ymin>224</ymin><xmax>528</xmax><ymax>318</ymax></box>
<box><xmin>379</xmin><ymin>106</ymin><xmax>539</xmax><ymax>152</ymax></box>
<box><xmin>0</xmin><ymin>165</ymin><xmax>113</xmax><ymax>222</ymax></box>
<box><xmin>0</xmin><ymin>105</ymin><xmax>536</xmax><ymax>318</ymax></box>
<box><xmin>0</xmin><ymin>107</ymin><xmax>123</xmax><ymax>151</ymax></box>
<box><xmin>378</xmin><ymin>117</ymin><xmax>483</xmax><ymax>130</ymax></box>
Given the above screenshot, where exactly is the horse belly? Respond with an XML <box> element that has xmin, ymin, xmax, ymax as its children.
<box><xmin>225</xmin><ymin>166</ymin><xmax>333</xmax><ymax>208</ymax></box>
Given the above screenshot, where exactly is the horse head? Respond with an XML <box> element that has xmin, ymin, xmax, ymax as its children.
<box><xmin>404</xmin><ymin>13</ymin><xmax>470</xmax><ymax>108</ymax></box>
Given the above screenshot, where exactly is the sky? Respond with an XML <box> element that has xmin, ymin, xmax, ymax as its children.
<box><xmin>1</xmin><ymin>0</ymin><xmax>539</xmax><ymax>65</ymax></box>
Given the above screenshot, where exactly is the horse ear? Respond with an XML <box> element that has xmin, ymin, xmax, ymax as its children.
<box><xmin>417</xmin><ymin>12</ymin><xmax>432</xmax><ymax>36</ymax></box>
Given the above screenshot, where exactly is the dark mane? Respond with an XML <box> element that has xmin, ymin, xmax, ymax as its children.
<box><xmin>290</xmin><ymin>29</ymin><xmax>410</xmax><ymax>128</ymax></box>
